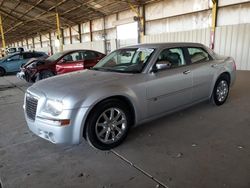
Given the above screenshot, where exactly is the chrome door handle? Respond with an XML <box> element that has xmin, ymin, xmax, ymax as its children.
<box><xmin>183</xmin><ymin>70</ymin><xmax>191</xmax><ymax>75</ymax></box>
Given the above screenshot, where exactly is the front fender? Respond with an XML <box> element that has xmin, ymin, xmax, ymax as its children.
<box><xmin>80</xmin><ymin>86</ymin><xmax>144</xmax><ymax>124</ymax></box>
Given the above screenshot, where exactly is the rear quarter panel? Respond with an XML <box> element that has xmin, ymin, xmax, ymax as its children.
<box><xmin>209</xmin><ymin>56</ymin><xmax>236</xmax><ymax>97</ymax></box>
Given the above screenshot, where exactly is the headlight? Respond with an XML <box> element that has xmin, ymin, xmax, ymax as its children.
<box><xmin>45</xmin><ymin>99</ymin><xmax>63</xmax><ymax>115</ymax></box>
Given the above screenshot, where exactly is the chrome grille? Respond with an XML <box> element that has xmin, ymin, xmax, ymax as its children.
<box><xmin>25</xmin><ymin>94</ymin><xmax>38</xmax><ymax>120</ymax></box>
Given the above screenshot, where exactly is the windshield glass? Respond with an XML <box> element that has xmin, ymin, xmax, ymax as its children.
<box><xmin>93</xmin><ymin>48</ymin><xmax>155</xmax><ymax>73</ymax></box>
<box><xmin>46</xmin><ymin>52</ymin><xmax>64</xmax><ymax>61</ymax></box>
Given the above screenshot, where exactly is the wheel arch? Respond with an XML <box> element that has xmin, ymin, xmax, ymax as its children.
<box><xmin>0</xmin><ymin>66</ymin><xmax>6</xmax><ymax>75</ymax></box>
<box><xmin>210</xmin><ymin>71</ymin><xmax>231</xmax><ymax>98</ymax></box>
<box><xmin>82</xmin><ymin>95</ymin><xmax>136</xmax><ymax>138</ymax></box>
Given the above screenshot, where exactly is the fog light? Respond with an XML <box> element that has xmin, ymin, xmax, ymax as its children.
<box><xmin>48</xmin><ymin>132</ymin><xmax>55</xmax><ymax>142</ymax></box>
<box><xmin>37</xmin><ymin>116</ymin><xmax>70</xmax><ymax>126</ymax></box>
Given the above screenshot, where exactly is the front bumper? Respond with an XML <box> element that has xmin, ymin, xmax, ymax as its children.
<box><xmin>16</xmin><ymin>71</ymin><xmax>25</xmax><ymax>80</ymax></box>
<box><xmin>24</xmin><ymin>107</ymin><xmax>89</xmax><ymax>145</ymax></box>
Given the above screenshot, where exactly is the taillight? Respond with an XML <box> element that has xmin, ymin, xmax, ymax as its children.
<box><xmin>233</xmin><ymin>61</ymin><xmax>236</xmax><ymax>70</ymax></box>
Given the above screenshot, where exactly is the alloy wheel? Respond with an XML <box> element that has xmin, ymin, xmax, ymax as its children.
<box><xmin>95</xmin><ymin>108</ymin><xmax>127</xmax><ymax>144</ymax></box>
<box><xmin>216</xmin><ymin>80</ymin><xmax>229</xmax><ymax>102</ymax></box>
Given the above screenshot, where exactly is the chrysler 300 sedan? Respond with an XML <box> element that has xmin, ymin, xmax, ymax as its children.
<box><xmin>24</xmin><ymin>43</ymin><xmax>236</xmax><ymax>150</ymax></box>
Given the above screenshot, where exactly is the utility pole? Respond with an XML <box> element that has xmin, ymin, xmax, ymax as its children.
<box><xmin>128</xmin><ymin>3</ymin><xmax>145</xmax><ymax>44</ymax></box>
<box><xmin>56</xmin><ymin>12</ymin><xmax>63</xmax><ymax>52</ymax></box>
<box><xmin>0</xmin><ymin>15</ymin><xmax>6</xmax><ymax>56</ymax></box>
<box><xmin>210</xmin><ymin>0</ymin><xmax>218</xmax><ymax>49</ymax></box>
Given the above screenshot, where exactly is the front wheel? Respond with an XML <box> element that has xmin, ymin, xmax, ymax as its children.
<box><xmin>86</xmin><ymin>99</ymin><xmax>132</xmax><ymax>150</ymax></box>
<box><xmin>0</xmin><ymin>67</ymin><xmax>5</xmax><ymax>77</ymax></box>
<box><xmin>36</xmin><ymin>71</ymin><xmax>54</xmax><ymax>82</ymax></box>
<box><xmin>212</xmin><ymin>75</ymin><xmax>230</xmax><ymax>106</ymax></box>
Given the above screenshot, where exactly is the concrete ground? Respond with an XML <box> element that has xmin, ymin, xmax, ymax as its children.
<box><xmin>0</xmin><ymin>71</ymin><xmax>249</xmax><ymax>188</ymax></box>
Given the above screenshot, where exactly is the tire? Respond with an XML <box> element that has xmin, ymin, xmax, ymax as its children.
<box><xmin>0</xmin><ymin>67</ymin><xmax>5</xmax><ymax>77</ymax></box>
<box><xmin>36</xmin><ymin>71</ymin><xmax>54</xmax><ymax>82</ymax></box>
<box><xmin>212</xmin><ymin>74</ymin><xmax>230</xmax><ymax>106</ymax></box>
<box><xmin>86</xmin><ymin>99</ymin><xmax>132</xmax><ymax>150</ymax></box>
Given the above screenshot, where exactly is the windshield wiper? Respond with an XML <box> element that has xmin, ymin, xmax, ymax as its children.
<box><xmin>90</xmin><ymin>67</ymin><xmax>114</xmax><ymax>72</ymax></box>
<box><xmin>90</xmin><ymin>67</ymin><xmax>141</xmax><ymax>74</ymax></box>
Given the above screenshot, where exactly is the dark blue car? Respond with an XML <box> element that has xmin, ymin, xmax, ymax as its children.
<box><xmin>0</xmin><ymin>51</ymin><xmax>48</xmax><ymax>76</ymax></box>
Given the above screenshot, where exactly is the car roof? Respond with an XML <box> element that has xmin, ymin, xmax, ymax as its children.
<box><xmin>61</xmin><ymin>49</ymin><xmax>104</xmax><ymax>55</ymax></box>
<box><xmin>123</xmin><ymin>42</ymin><xmax>206</xmax><ymax>49</ymax></box>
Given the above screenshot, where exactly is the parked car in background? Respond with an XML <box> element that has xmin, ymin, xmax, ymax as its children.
<box><xmin>6</xmin><ymin>47</ymin><xmax>25</xmax><ymax>55</ymax></box>
<box><xmin>24</xmin><ymin>43</ymin><xmax>236</xmax><ymax>150</ymax></box>
<box><xmin>18</xmin><ymin>49</ymin><xmax>105</xmax><ymax>82</ymax></box>
<box><xmin>0</xmin><ymin>51</ymin><xmax>48</xmax><ymax>76</ymax></box>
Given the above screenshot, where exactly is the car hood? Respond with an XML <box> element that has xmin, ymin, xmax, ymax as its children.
<box><xmin>29</xmin><ymin>69</ymin><xmax>131</xmax><ymax>101</ymax></box>
<box><xmin>23</xmin><ymin>58</ymin><xmax>50</xmax><ymax>68</ymax></box>
<box><xmin>0</xmin><ymin>57</ymin><xmax>6</xmax><ymax>63</ymax></box>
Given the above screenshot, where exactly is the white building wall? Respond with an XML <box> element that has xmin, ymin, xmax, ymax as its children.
<box><xmin>63</xmin><ymin>41</ymin><xmax>105</xmax><ymax>54</ymax></box>
<box><xmin>214</xmin><ymin>23</ymin><xmax>250</xmax><ymax>70</ymax></box>
<box><xmin>71</xmin><ymin>25</ymin><xmax>80</xmax><ymax>44</ymax></box>
<box><xmin>219</xmin><ymin>0</ymin><xmax>250</xmax><ymax>6</ymax></box>
<box><xmin>217</xmin><ymin>3</ymin><xmax>250</xmax><ymax>26</ymax></box>
<box><xmin>144</xmin><ymin>28</ymin><xmax>210</xmax><ymax>46</ymax></box>
<box><xmin>145</xmin><ymin>0</ymin><xmax>210</xmax><ymax>21</ymax></box>
<box><xmin>146</xmin><ymin>10</ymin><xmax>211</xmax><ymax>35</ymax></box>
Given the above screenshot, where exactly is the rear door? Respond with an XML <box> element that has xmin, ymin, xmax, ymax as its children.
<box><xmin>146</xmin><ymin>47</ymin><xmax>193</xmax><ymax>117</ymax></box>
<box><xmin>185</xmin><ymin>47</ymin><xmax>215</xmax><ymax>102</ymax></box>
<box><xmin>56</xmin><ymin>51</ymin><xmax>84</xmax><ymax>74</ymax></box>
<box><xmin>81</xmin><ymin>51</ymin><xmax>101</xmax><ymax>69</ymax></box>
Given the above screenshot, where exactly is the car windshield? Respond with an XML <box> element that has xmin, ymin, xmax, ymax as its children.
<box><xmin>46</xmin><ymin>52</ymin><xmax>64</xmax><ymax>61</ymax></box>
<box><xmin>93</xmin><ymin>48</ymin><xmax>155</xmax><ymax>73</ymax></box>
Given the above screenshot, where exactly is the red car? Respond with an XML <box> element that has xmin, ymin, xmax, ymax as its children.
<box><xmin>18</xmin><ymin>50</ymin><xmax>105</xmax><ymax>82</ymax></box>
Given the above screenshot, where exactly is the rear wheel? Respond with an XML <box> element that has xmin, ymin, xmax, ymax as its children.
<box><xmin>86</xmin><ymin>99</ymin><xmax>132</xmax><ymax>150</ymax></box>
<box><xmin>212</xmin><ymin>74</ymin><xmax>230</xmax><ymax>106</ymax></box>
<box><xmin>0</xmin><ymin>67</ymin><xmax>5</xmax><ymax>77</ymax></box>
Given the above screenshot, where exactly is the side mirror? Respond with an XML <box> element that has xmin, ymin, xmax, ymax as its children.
<box><xmin>152</xmin><ymin>61</ymin><xmax>171</xmax><ymax>73</ymax></box>
<box><xmin>59</xmin><ymin>58</ymin><xmax>67</xmax><ymax>63</ymax></box>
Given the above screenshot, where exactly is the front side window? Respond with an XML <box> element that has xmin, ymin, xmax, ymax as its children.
<box><xmin>9</xmin><ymin>54</ymin><xmax>21</xmax><ymax>61</ymax></box>
<box><xmin>63</xmin><ymin>52</ymin><xmax>82</xmax><ymax>62</ymax></box>
<box><xmin>188</xmin><ymin>47</ymin><xmax>210</xmax><ymax>64</ymax></box>
<box><xmin>93</xmin><ymin>48</ymin><xmax>155</xmax><ymax>73</ymax></box>
<box><xmin>47</xmin><ymin>52</ymin><xmax>64</xmax><ymax>62</ymax></box>
<box><xmin>156</xmin><ymin>48</ymin><xmax>186</xmax><ymax>69</ymax></box>
<box><xmin>32</xmin><ymin>53</ymin><xmax>44</xmax><ymax>58</ymax></box>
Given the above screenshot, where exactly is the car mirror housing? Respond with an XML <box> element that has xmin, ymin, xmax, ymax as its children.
<box><xmin>152</xmin><ymin>61</ymin><xmax>171</xmax><ymax>73</ymax></box>
<box><xmin>59</xmin><ymin>58</ymin><xmax>67</xmax><ymax>63</ymax></box>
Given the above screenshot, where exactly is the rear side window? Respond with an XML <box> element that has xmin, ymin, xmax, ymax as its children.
<box><xmin>83</xmin><ymin>51</ymin><xmax>98</xmax><ymax>60</ymax></box>
<box><xmin>23</xmin><ymin>53</ymin><xmax>33</xmax><ymax>59</ymax></box>
<box><xmin>188</xmin><ymin>47</ymin><xmax>210</xmax><ymax>64</ymax></box>
<box><xmin>33</xmin><ymin>53</ymin><xmax>44</xmax><ymax>58</ymax></box>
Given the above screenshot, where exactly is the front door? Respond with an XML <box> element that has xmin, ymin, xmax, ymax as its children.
<box><xmin>81</xmin><ymin>51</ymin><xmax>100</xmax><ymax>69</ymax></box>
<box><xmin>147</xmin><ymin>47</ymin><xmax>193</xmax><ymax>117</ymax></box>
<box><xmin>56</xmin><ymin>52</ymin><xmax>84</xmax><ymax>74</ymax></box>
<box><xmin>5</xmin><ymin>54</ymin><xmax>23</xmax><ymax>72</ymax></box>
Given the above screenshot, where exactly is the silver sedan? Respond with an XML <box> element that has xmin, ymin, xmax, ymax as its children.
<box><xmin>24</xmin><ymin>43</ymin><xmax>236</xmax><ymax>150</ymax></box>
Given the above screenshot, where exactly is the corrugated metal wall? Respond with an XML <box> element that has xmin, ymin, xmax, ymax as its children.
<box><xmin>143</xmin><ymin>28</ymin><xmax>210</xmax><ymax>46</ymax></box>
<box><xmin>214</xmin><ymin>24</ymin><xmax>250</xmax><ymax>70</ymax></box>
<box><xmin>143</xmin><ymin>23</ymin><xmax>250</xmax><ymax>70</ymax></box>
<box><xmin>63</xmin><ymin>41</ymin><xmax>106</xmax><ymax>54</ymax></box>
